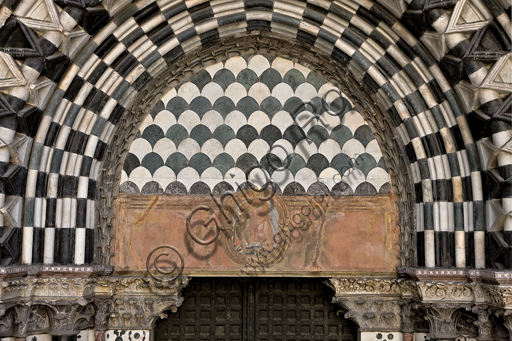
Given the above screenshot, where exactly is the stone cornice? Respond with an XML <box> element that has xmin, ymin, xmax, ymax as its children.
<box><xmin>399</xmin><ymin>267</ymin><xmax>512</xmax><ymax>285</ymax></box>
<box><xmin>0</xmin><ymin>265</ymin><xmax>113</xmax><ymax>278</ymax></box>
<box><xmin>0</xmin><ymin>274</ymin><xmax>511</xmax><ymax>336</ymax></box>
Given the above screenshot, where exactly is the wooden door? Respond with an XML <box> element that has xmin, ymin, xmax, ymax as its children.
<box><xmin>154</xmin><ymin>278</ymin><xmax>358</xmax><ymax>341</ymax></box>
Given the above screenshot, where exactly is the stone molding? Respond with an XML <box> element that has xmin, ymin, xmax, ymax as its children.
<box><xmin>98</xmin><ymin>34</ymin><xmax>415</xmax><ymax>269</ymax></box>
<box><xmin>0</xmin><ymin>275</ymin><xmax>510</xmax><ymax>338</ymax></box>
<box><xmin>0</xmin><ymin>275</ymin><xmax>189</xmax><ymax>336</ymax></box>
<box><xmin>329</xmin><ymin>278</ymin><xmax>414</xmax><ymax>332</ymax></box>
<box><xmin>329</xmin><ymin>277</ymin><xmax>512</xmax><ymax>339</ymax></box>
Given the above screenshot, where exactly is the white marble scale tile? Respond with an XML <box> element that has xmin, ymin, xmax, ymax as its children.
<box><xmin>120</xmin><ymin>54</ymin><xmax>390</xmax><ymax>195</ymax></box>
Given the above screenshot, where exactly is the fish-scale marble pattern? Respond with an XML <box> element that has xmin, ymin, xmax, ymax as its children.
<box><xmin>120</xmin><ymin>55</ymin><xmax>390</xmax><ymax>196</ymax></box>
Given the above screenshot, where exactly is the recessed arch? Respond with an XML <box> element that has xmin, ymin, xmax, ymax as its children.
<box><xmin>13</xmin><ymin>0</ymin><xmax>506</xmax><ymax>271</ymax></box>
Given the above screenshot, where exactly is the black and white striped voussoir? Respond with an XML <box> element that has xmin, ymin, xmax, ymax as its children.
<box><xmin>15</xmin><ymin>0</ymin><xmax>488</xmax><ymax>267</ymax></box>
<box><xmin>0</xmin><ymin>0</ymin><xmax>507</xmax><ymax>269</ymax></box>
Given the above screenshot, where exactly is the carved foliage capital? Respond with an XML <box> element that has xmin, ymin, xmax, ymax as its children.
<box><xmin>334</xmin><ymin>296</ymin><xmax>401</xmax><ymax>332</ymax></box>
<box><xmin>0</xmin><ymin>275</ymin><xmax>190</xmax><ymax>335</ymax></box>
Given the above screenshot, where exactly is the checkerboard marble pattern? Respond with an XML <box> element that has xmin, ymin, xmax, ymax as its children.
<box><xmin>0</xmin><ymin>0</ymin><xmax>507</xmax><ymax>268</ymax></box>
<box><xmin>120</xmin><ymin>55</ymin><xmax>390</xmax><ymax>196</ymax></box>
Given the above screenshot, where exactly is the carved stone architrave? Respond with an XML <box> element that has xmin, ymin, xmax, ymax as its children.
<box><xmin>1</xmin><ymin>274</ymin><xmax>512</xmax><ymax>338</ymax></box>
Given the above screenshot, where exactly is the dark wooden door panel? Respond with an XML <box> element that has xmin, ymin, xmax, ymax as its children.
<box><xmin>252</xmin><ymin>279</ymin><xmax>357</xmax><ymax>341</ymax></box>
<box><xmin>155</xmin><ymin>278</ymin><xmax>244</xmax><ymax>341</ymax></box>
<box><xmin>154</xmin><ymin>278</ymin><xmax>357</xmax><ymax>341</ymax></box>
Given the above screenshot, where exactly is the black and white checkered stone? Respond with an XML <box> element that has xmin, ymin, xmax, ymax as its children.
<box><xmin>0</xmin><ymin>0</ymin><xmax>507</xmax><ymax>268</ymax></box>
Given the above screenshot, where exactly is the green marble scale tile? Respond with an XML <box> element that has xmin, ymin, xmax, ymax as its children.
<box><xmin>165</xmin><ymin>125</ymin><xmax>189</xmax><ymax>146</ymax></box>
<box><xmin>283</xmin><ymin>69</ymin><xmax>306</xmax><ymax>91</ymax></box>
<box><xmin>189</xmin><ymin>69</ymin><xmax>212</xmax><ymax>91</ymax></box>
<box><xmin>120</xmin><ymin>54</ymin><xmax>390</xmax><ymax>196</ymax></box>
<box><xmin>213</xmin><ymin>69</ymin><xmax>236</xmax><ymax>90</ymax></box>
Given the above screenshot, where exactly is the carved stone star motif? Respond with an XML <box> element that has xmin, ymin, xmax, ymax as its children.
<box><xmin>29</xmin><ymin>76</ymin><xmax>56</xmax><ymax>109</ymax></box>
<box><xmin>59</xmin><ymin>0</ymin><xmax>86</xmax><ymax>9</ymax></box>
<box><xmin>489</xmin><ymin>200</ymin><xmax>511</xmax><ymax>232</ymax></box>
<box><xmin>455</xmin><ymin>80</ymin><xmax>479</xmax><ymax>113</ymax></box>
<box><xmin>17</xmin><ymin>0</ymin><xmax>63</xmax><ymax>32</ymax></box>
<box><xmin>0</xmin><ymin>93</ymin><xmax>15</xmax><ymax>117</ymax></box>
<box><xmin>0</xmin><ymin>51</ymin><xmax>26</xmax><ymax>89</ymax></box>
<box><xmin>492</xmin><ymin>94</ymin><xmax>511</xmax><ymax>123</ymax></box>
<box><xmin>488</xmin><ymin>231</ymin><xmax>507</xmax><ymax>268</ymax></box>
<box><xmin>479</xmin><ymin>135</ymin><xmax>512</xmax><ymax>176</ymax></box>
<box><xmin>463</xmin><ymin>24</ymin><xmax>509</xmax><ymax>62</ymax></box>
<box><xmin>60</xmin><ymin>28</ymin><xmax>90</xmax><ymax>59</ymax></box>
<box><xmin>444</xmin><ymin>0</ymin><xmax>491</xmax><ymax>34</ymax></box>
<box><xmin>0</xmin><ymin>19</ymin><xmax>42</xmax><ymax>58</ymax></box>
<box><xmin>0</xmin><ymin>226</ymin><xmax>21</xmax><ymax>265</ymax></box>
<box><xmin>423</xmin><ymin>0</ymin><xmax>457</xmax><ymax>10</ymax></box>
<box><xmin>376</xmin><ymin>0</ymin><xmax>407</xmax><ymax>18</ymax></box>
<box><xmin>486</xmin><ymin>168</ymin><xmax>504</xmax><ymax>200</ymax></box>
<box><xmin>0</xmin><ymin>196</ymin><xmax>22</xmax><ymax>227</ymax></box>
<box><xmin>479</xmin><ymin>53</ymin><xmax>512</xmax><ymax>93</ymax></box>
<box><xmin>420</xmin><ymin>31</ymin><xmax>448</xmax><ymax>61</ymax></box>
<box><xmin>101</xmin><ymin>0</ymin><xmax>131</xmax><ymax>16</ymax></box>
<box><xmin>480</xmin><ymin>138</ymin><xmax>500</xmax><ymax>170</ymax></box>
<box><xmin>7</xmin><ymin>133</ymin><xmax>32</xmax><ymax>167</ymax></box>
<box><xmin>499</xmin><ymin>136</ymin><xmax>512</xmax><ymax>155</ymax></box>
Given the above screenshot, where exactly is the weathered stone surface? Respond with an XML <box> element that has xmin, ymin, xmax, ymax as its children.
<box><xmin>113</xmin><ymin>194</ymin><xmax>398</xmax><ymax>275</ymax></box>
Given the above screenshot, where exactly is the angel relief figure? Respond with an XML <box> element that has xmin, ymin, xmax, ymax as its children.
<box><xmin>233</xmin><ymin>200</ymin><xmax>278</xmax><ymax>256</ymax></box>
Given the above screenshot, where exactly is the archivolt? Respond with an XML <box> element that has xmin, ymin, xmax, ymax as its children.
<box><xmin>11</xmin><ymin>0</ymin><xmax>508</xmax><ymax>268</ymax></box>
<box><xmin>99</xmin><ymin>35</ymin><xmax>414</xmax><ymax>267</ymax></box>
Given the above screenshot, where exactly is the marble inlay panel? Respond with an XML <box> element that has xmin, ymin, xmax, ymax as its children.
<box><xmin>120</xmin><ymin>54</ymin><xmax>390</xmax><ymax>196</ymax></box>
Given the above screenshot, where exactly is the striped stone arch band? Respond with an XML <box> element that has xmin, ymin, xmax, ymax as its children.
<box><xmin>0</xmin><ymin>0</ymin><xmax>508</xmax><ymax>271</ymax></box>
